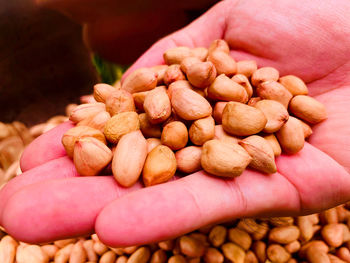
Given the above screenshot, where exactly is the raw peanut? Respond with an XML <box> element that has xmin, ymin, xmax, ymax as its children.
<box><xmin>248</xmin><ymin>97</ymin><xmax>262</xmax><ymax>106</ymax></box>
<box><xmin>41</xmin><ymin>245</ymin><xmax>58</xmax><ymax>259</ymax></box>
<box><xmin>256</xmin><ymin>81</ymin><xmax>293</xmax><ymax>108</ymax></box>
<box><xmin>0</xmin><ymin>236</ymin><xmax>17</xmax><ymax>263</ymax></box>
<box><xmin>69</xmin><ymin>241</ymin><xmax>87</xmax><ymax>263</ymax></box>
<box><xmin>122</xmin><ymin>67</ymin><xmax>158</xmax><ymax>93</ymax></box>
<box><xmin>179</xmin><ymin>236</ymin><xmax>205</xmax><ymax>257</ymax></box>
<box><xmin>161</xmin><ymin>121</ymin><xmax>188</xmax><ymax>150</ymax></box>
<box><xmin>164</xmin><ymin>64</ymin><xmax>186</xmax><ymax>85</ymax></box>
<box><xmin>213</xmin><ymin>102</ymin><xmax>227</xmax><ymax>124</ymax></box>
<box><xmin>337</xmin><ymin>247</ymin><xmax>350</xmax><ymax>262</ymax></box>
<box><xmin>80</xmin><ymin>94</ymin><xmax>96</xmax><ymax>104</ymax></box>
<box><xmin>201</xmin><ymin>139</ymin><xmax>252</xmax><ymax>178</ymax></box>
<box><xmin>146</xmin><ymin>138</ymin><xmax>162</xmax><ymax>153</ymax></box>
<box><xmin>158</xmin><ymin>240</ymin><xmax>175</xmax><ymax>251</ymax></box>
<box><xmin>276</xmin><ymin>116</ymin><xmax>304</xmax><ymax>154</ymax></box>
<box><xmin>269</xmin><ymin>226</ymin><xmax>300</xmax><ymax>244</ymax></box>
<box><xmin>221</xmin><ymin>243</ymin><xmax>245</xmax><ymax>263</ymax></box>
<box><xmin>321</xmin><ymin>208</ymin><xmax>339</xmax><ymax>224</ymax></box>
<box><xmin>123</xmin><ymin>246</ymin><xmax>138</xmax><ymax>254</ymax></box>
<box><xmin>186</xmin><ymin>61</ymin><xmax>217</xmax><ymax>88</ymax></box>
<box><xmin>252</xmin><ymin>241</ymin><xmax>266</xmax><ymax>263</ymax></box>
<box><xmin>164</xmin><ymin>47</ymin><xmax>192</xmax><ymax>65</ymax></box>
<box><xmin>168</xmin><ymin>255</ymin><xmax>187</xmax><ymax>263</ymax></box>
<box><xmin>171</xmin><ymin>87</ymin><xmax>212</xmax><ymax>120</ymax></box>
<box><xmin>54</xmin><ymin>243</ymin><xmax>74</xmax><ymax>263</ymax></box>
<box><xmin>337</xmin><ymin>206</ymin><xmax>350</xmax><ymax>222</ymax></box>
<box><xmin>144</xmin><ymin>86</ymin><xmax>171</xmax><ymax>124</ymax></box>
<box><xmin>207</xmin><ymin>50</ymin><xmax>236</xmax><ymax>76</ymax></box>
<box><xmin>251</xmin><ymin>67</ymin><xmax>279</xmax><ymax>87</ymax></box>
<box><xmin>11</xmin><ymin>121</ymin><xmax>33</xmax><ymax>145</ymax></box>
<box><xmin>93</xmin><ymin>241</ymin><xmax>108</xmax><ymax>255</ymax></box>
<box><xmin>208</xmin><ymin>74</ymin><xmax>248</xmax><ymax>102</ymax></box>
<box><xmin>189</xmin><ymin>233</ymin><xmax>208</xmax><ymax>246</ymax></box>
<box><xmin>298</xmin><ymin>119</ymin><xmax>313</xmax><ymax>138</ymax></box>
<box><xmin>104</xmin><ymin>112</ymin><xmax>140</xmax><ymax>143</ymax></box>
<box><xmin>297</xmin><ymin>216</ymin><xmax>315</xmax><ymax>242</ymax></box>
<box><xmin>143</xmin><ymin>145</ymin><xmax>177</xmax><ymax>186</ymax></box>
<box><xmin>167</xmin><ymin>80</ymin><xmax>193</xmax><ymax>99</ymax></box>
<box><xmin>77</xmin><ymin>111</ymin><xmax>110</xmax><ymax>132</ymax></box>
<box><xmin>284</xmin><ymin>241</ymin><xmax>300</xmax><ymax>254</ymax></box>
<box><xmin>100</xmin><ymin>251</ymin><xmax>117</xmax><ymax>263</ymax></box>
<box><xmin>306</xmin><ymin>245</ymin><xmax>330</xmax><ymax>263</ymax></box>
<box><xmin>222</xmin><ymin>102</ymin><xmax>267</xmax><ymax>136</ymax></box>
<box><xmin>114</xmin><ymin>80</ymin><xmax>122</xmax><ymax>89</ymax></box>
<box><xmin>203</xmin><ymin>247</ymin><xmax>224</xmax><ymax>263</ymax></box>
<box><xmin>208</xmin><ymin>39</ymin><xmax>230</xmax><ymax>54</ymax></box>
<box><xmin>299</xmin><ymin>240</ymin><xmax>329</xmax><ymax>258</ymax></box>
<box><xmin>180</xmin><ymin>57</ymin><xmax>202</xmax><ymax>73</ymax></box>
<box><xmin>209</xmin><ymin>226</ymin><xmax>227</xmax><ymax>247</ymax></box>
<box><xmin>279</xmin><ymin>75</ymin><xmax>308</xmax><ymax>96</ymax></box>
<box><xmin>0</xmin><ymin>122</ymin><xmax>12</xmax><ymax>140</ymax></box>
<box><xmin>150</xmin><ymin>249</ymin><xmax>167</xmax><ymax>263</ymax></box>
<box><xmin>328</xmin><ymin>254</ymin><xmax>347</xmax><ymax>263</ymax></box>
<box><xmin>116</xmin><ymin>256</ymin><xmax>128</xmax><ymax>263</ymax></box>
<box><xmin>239</xmin><ymin>135</ymin><xmax>277</xmax><ymax>174</ymax></box>
<box><xmin>175</xmin><ymin>146</ymin><xmax>202</xmax><ymax>174</ymax></box>
<box><xmin>133</xmin><ymin>91</ymin><xmax>149</xmax><ymax>111</ymax></box>
<box><xmin>237</xmin><ymin>219</ymin><xmax>260</xmax><ymax>235</ymax></box>
<box><xmin>62</xmin><ymin>126</ymin><xmax>106</xmax><ymax>158</ymax></box>
<box><xmin>74</xmin><ymin>137</ymin><xmax>112</xmax><ymax>176</ymax></box>
<box><xmin>289</xmin><ymin>95</ymin><xmax>327</xmax><ymax>124</ymax></box>
<box><xmin>228</xmin><ymin>228</ymin><xmax>252</xmax><ymax>251</ymax></box>
<box><xmin>69</xmin><ymin>103</ymin><xmax>106</xmax><ymax>123</ymax></box>
<box><xmin>0</xmin><ymin>136</ymin><xmax>23</xmax><ymax>170</ymax></box>
<box><xmin>83</xmin><ymin>240</ymin><xmax>98</xmax><ymax>262</ymax></box>
<box><xmin>341</xmin><ymin>223</ymin><xmax>350</xmax><ymax>242</ymax></box>
<box><xmin>322</xmin><ymin>224</ymin><xmax>344</xmax><ymax>247</ymax></box>
<box><xmin>29</xmin><ymin>123</ymin><xmax>47</xmax><ymax>138</ymax></box>
<box><xmin>127</xmin><ymin>247</ymin><xmax>150</xmax><ymax>263</ymax></box>
<box><xmin>189</xmin><ymin>116</ymin><xmax>215</xmax><ymax>145</ymax></box>
<box><xmin>16</xmin><ymin>245</ymin><xmax>49</xmax><ymax>263</ymax></box>
<box><xmin>151</xmin><ymin>65</ymin><xmax>168</xmax><ymax>85</ymax></box>
<box><xmin>54</xmin><ymin>239</ymin><xmax>77</xmax><ymax>248</ymax></box>
<box><xmin>244</xmin><ymin>251</ymin><xmax>258</xmax><ymax>263</ymax></box>
<box><xmin>269</xmin><ymin>217</ymin><xmax>294</xmax><ymax>226</ymax></box>
<box><xmin>112</xmin><ymin>130</ymin><xmax>147</xmax><ymax>187</ymax></box>
<box><xmin>262</xmin><ymin>134</ymin><xmax>282</xmax><ymax>157</ymax></box>
<box><xmin>109</xmin><ymin>247</ymin><xmax>124</xmax><ymax>256</ymax></box>
<box><xmin>252</xmin><ymin>222</ymin><xmax>269</xmax><ymax>241</ymax></box>
<box><xmin>214</xmin><ymin>125</ymin><xmax>240</xmax><ymax>144</ymax></box>
<box><xmin>93</xmin><ymin>83</ymin><xmax>116</xmax><ymax>103</ymax></box>
<box><xmin>254</xmin><ymin>100</ymin><xmax>289</xmax><ymax>133</ymax></box>
<box><xmin>267</xmin><ymin>244</ymin><xmax>291</xmax><ymax>263</ymax></box>
<box><xmin>139</xmin><ymin>113</ymin><xmax>162</xmax><ymax>138</ymax></box>
<box><xmin>236</xmin><ymin>60</ymin><xmax>258</xmax><ymax>78</ymax></box>
<box><xmin>191</xmin><ymin>47</ymin><xmax>209</xmax><ymax>61</ymax></box>
<box><xmin>232</xmin><ymin>74</ymin><xmax>254</xmax><ymax>98</ymax></box>
<box><xmin>105</xmin><ymin>89</ymin><xmax>135</xmax><ymax>116</ymax></box>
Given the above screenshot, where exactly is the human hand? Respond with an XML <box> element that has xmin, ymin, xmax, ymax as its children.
<box><xmin>1</xmin><ymin>0</ymin><xmax>350</xmax><ymax>247</ymax></box>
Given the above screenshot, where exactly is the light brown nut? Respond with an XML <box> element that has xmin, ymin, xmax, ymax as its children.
<box><xmin>151</xmin><ymin>65</ymin><xmax>168</xmax><ymax>85</ymax></box>
<box><xmin>69</xmin><ymin>103</ymin><xmax>106</xmax><ymax>123</ymax></box>
<box><xmin>77</xmin><ymin>111</ymin><xmax>111</xmax><ymax>132</ymax></box>
<box><xmin>247</xmin><ymin>97</ymin><xmax>262</xmax><ymax>107</ymax></box>
<box><xmin>203</xmin><ymin>247</ymin><xmax>224</xmax><ymax>263</ymax></box>
<box><xmin>213</xmin><ymin>102</ymin><xmax>227</xmax><ymax>124</ymax></box>
<box><xmin>17</xmin><ymin>244</ymin><xmax>49</xmax><ymax>263</ymax></box>
<box><xmin>207</xmin><ymin>51</ymin><xmax>236</xmax><ymax>76</ymax></box>
<box><xmin>256</xmin><ymin>81</ymin><xmax>293</xmax><ymax>108</ymax></box>
<box><xmin>54</xmin><ymin>238</ymin><xmax>77</xmax><ymax>248</ymax></box>
<box><xmin>254</xmin><ymin>100</ymin><xmax>289</xmax><ymax>133</ymax></box>
<box><xmin>321</xmin><ymin>223</ymin><xmax>344</xmax><ymax>247</ymax></box>
<box><xmin>144</xmin><ymin>86</ymin><xmax>171</xmax><ymax>124</ymax></box>
<box><xmin>116</xmin><ymin>256</ymin><xmax>128</xmax><ymax>263</ymax></box>
<box><xmin>239</xmin><ymin>135</ymin><xmax>277</xmax><ymax>174</ymax></box>
<box><xmin>109</xmin><ymin>247</ymin><xmax>124</xmax><ymax>256</ymax></box>
<box><xmin>171</xmin><ymin>87</ymin><xmax>212</xmax><ymax>120</ymax></box>
<box><xmin>112</xmin><ymin>130</ymin><xmax>147</xmax><ymax>187</ymax></box>
<box><xmin>336</xmin><ymin>205</ymin><xmax>350</xmax><ymax>223</ymax></box>
<box><xmin>189</xmin><ymin>116</ymin><xmax>215</xmax><ymax>145</ymax></box>
<box><xmin>164</xmin><ymin>64</ymin><xmax>186</xmax><ymax>85</ymax></box>
<box><xmin>133</xmin><ymin>91</ymin><xmax>150</xmax><ymax>111</ymax></box>
<box><xmin>284</xmin><ymin>241</ymin><xmax>301</xmax><ymax>254</ymax></box>
<box><xmin>341</xmin><ymin>223</ymin><xmax>350</xmax><ymax>242</ymax></box>
<box><xmin>161</xmin><ymin>121</ymin><xmax>188</xmax><ymax>150</ymax></box>
<box><xmin>139</xmin><ymin>113</ymin><xmax>162</xmax><ymax>138</ymax></box>
<box><xmin>276</xmin><ymin>116</ymin><xmax>304</xmax><ymax>154</ymax></box>
<box><xmin>127</xmin><ymin>247</ymin><xmax>150</xmax><ymax>263</ymax></box>
<box><xmin>69</xmin><ymin>241</ymin><xmax>87</xmax><ymax>263</ymax></box>
<box><xmin>222</xmin><ymin>102</ymin><xmax>267</xmax><ymax>136</ymax></box>
<box><xmin>191</xmin><ymin>47</ymin><xmax>209</xmax><ymax>61</ymax></box>
<box><xmin>143</xmin><ymin>145</ymin><xmax>176</xmax><ymax>186</ymax></box>
<box><xmin>11</xmin><ymin>121</ymin><xmax>33</xmax><ymax>145</ymax></box>
<box><xmin>221</xmin><ymin>242</ymin><xmax>245</xmax><ymax>263</ymax></box>
<box><xmin>180</xmin><ymin>57</ymin><xmax>202</xmax><ymax>73</ymax></box>
<box><xmin>336</xmin><ymin>247</ymin><xmax>350</xmax><ymax>262</ymax></box>
<box><xmin>208</xmin><ymin>74</ymin><xmax>248</xmax><ymax>102</ymax></box>
<box><xmin>186</xmin><ymin>61</ymin><xmax>217</xmax><ymax>88</ymax></box>
<box><xmin>237</xmin><ymin>219</ymin><xmax>260</xmax><ymax>234</ymax></box>
<box><xmin>252</xmin><ymin>221</ymin><xmax>269</xmax><ymax>241</ymax></box>
<box><xmin>41</xmin><ymin>244</ymin><xmax>58</xmax><ymax>259</ymax></box>
<box><xmin>244</xmin><ymin>251</ymin><xmax>259</xmax><ymax>263</ymax></box>
<box><xmin>104</xmin><ymin>111</ymin><xmax>140</xmax><ymax>143</ymax></box>
<box><xmin>267</xmin><ymin>244</ymin><xmax>291</xmax><ymax>263</ymax></box>
<box><xmin>62</xmin><ymin>126</ymin><xmax>106</xmax><ymax>158</ymax></box>
<box><xmin>251</xmin><ymin>67</ymin><xmax>279</xmax><ymax>87</ymax></box>
<box><xmin>289</xmin><ymin>95</ymin><xmax>327</xmax><ymax>124</ymax></box>
<box><xmin>299</xmin><ymin>240</ymin><xmax>329</xmax><ymax>258</ymax></box>
<box><xmin>208</xmin><ymin>225</ymin><xmax>227</xmax><ymax>247</ymax></box>
<box><xmin>208</xmin><ymin>39</ymin><xmax>230</xmax><ymax>54</ymax></box>
<box><xmin>297</xmin><ymin>215</ymin><xmax>314</xmax><ymax>242</ymax></box>
<box><xmin>168</xmin><ymin>255</ymin><xmax>187</xmax><ymax>263</ymax></box>
<box><xmin>268</xmin><ymin>226</ymin><xmax>300</xmax><ymax>244</ymax></box>
<box><xmin>214</xmin><ymin>125</ymin><xmax>240</xmax><ymax>144</ymax></box>
<box><xmin>122</xmin><ymin>68</ymin><xmax>158</xmax><ymax>93</ymax></box>
<box><xmin>179</xmin><ymin>236</ymin><xmax>205</xmax><ymax>258</ymax></box>
<box><xmin>146</xmin><ymin>138</ymin><xmax>162</xmax><ymax>153</ymax></box>
<box><xmin>268</xmin><ymin>216</ymin><xmax>294</xmax><ymax>227</ymax></box>
<box><xmin>232</xmin><ymin>74</ymin><xmax>254</xmax><ymax>99</ymax></box>
<box><xmin>164</xmin><ymin>47</ymin><xmax>192</xmax><ymax>65</ymax></box>
<box><xmin>228</xmin><ymin>228</ymin><xmax>252</xmax><ymax>251</ymax></box>
<box><xmin>167</xmin><ymin>80</ymin><xmax>193</xmax><ymax>99</ymax></box>
<box><xmin>0</xmin><ymin>236</ymin><xmax>17</xmax><ymax>263</ymax></box>
<box><xmin>306</xmin><ymin>245</ymin><xmax>330</xmax><ymax>263</ymax></box>
<box><xmin>298</xmin><ymin>119</ymin><xmax>313</xmax><ymax>139</ymax></box>
<box><xmin>105</xmin><ymin>89</ymin><xmax>135</xmax><ymax>116</ymax></box>
<box><xmin>123</xmin><ymin>246</ymin><xmax>138</xmax><ymax>254</ymax></box>
<box><xmin>321</xmin><ymin>208</ymin><xmax>338</xmax><ymax>224</ymax></box>
<box><xmin>175</xmin><ymin>146</ymin><xmax>202</xmax><ymax>174</ymax></box>
<box><xmin>158</xmin><ymin>240</ymin><xmax>175</xmax><ymax>251</ymax></box>
<box><xmin>99</xmin><ymin>251</ymin><xmax>117</xmax><ymax>263</ymax></box>
<box><xmin>279</xmin><ymin>75</ymin><xmax>308</xmax><ymax>96</ymax></box>
<box><xmin>74</xmin><ymin>137</ymin><xmax>113</xmax><ymax>176</ymax></box>
<box><xmin>54</xmin><ymin>243</ymin><xmax>74</xmax><ymax>263</ymax></box>
<box><xmin>93</xmin><ymin>83</ymin><xmax>117</xmax><ymax>103</ymax></box>
<box><xmin>93</xmin><ymin>241</ymin><xmax>108</xmax><ymax>255</ymax></box>
<box><xmin>328</xmin><ymin>254</ymin><xmax>346</xmax><ymax>263</ymax></box>
<box><xmin>80</xmin><ymin>94</ymin><xmax>96</xmax><ymax>104</ymax></box>
<box><xmin>189</xmin><ymin>233</ymin><xmax>208</xmax><ymax>246</ymax></box>
<box><xmin>83</xmin><ymin>240</ymin><xmax>98</xmax><ymax>262</ymax></box>
<box><xmin>201</xmin><ymin>139</ymin><xmax>252</xmax><ymax>178</ymax></box>
<box><xmin>150</xmin><ymin>249</ymin><xmax>167</xmax><ymax>263</ymax></box>
<box><xmin>262</xmin><ymin>134</ymin><xmax>282</xmax><ymax>157</ymax></box>
<box><xmin>252</xmin><ymin>241</ymin><xmax>266</xmax><ymax>263</ymax></box>
<box><xmin>236</xmin><ymin>60</ymin><xmax>258</xmax><ymax>78</ymax></box>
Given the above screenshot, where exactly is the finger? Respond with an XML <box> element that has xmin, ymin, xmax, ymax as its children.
<box><xmin>2</xmin><ymin>176</ymin><xmax>141</xmax><ymax>243</ymax></box>
<box><xmin>96</xmin><ymin>170</ymin><xmax>299</xmax><ymax>247</ymax></box>
<box><xmin>0</xmin><ymin>156</ymin><xmax>77</xmax><ymax>223</ymax></box>
<box><xmin>20</xmin><ymin>121</ymin><xmax>74</xmax><ymax>172</ymax></box>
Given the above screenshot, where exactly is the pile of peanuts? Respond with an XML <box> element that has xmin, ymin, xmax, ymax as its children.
<box><xmin>61</xmin><ymin>39</ymin><xmax>327</xmax><ymax>187</ymax></box>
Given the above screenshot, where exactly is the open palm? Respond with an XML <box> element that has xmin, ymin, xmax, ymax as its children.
<box><xmin>1</xmin><ymin>0</ymin><xmax>349</xmax><ymax>247</ymax></box>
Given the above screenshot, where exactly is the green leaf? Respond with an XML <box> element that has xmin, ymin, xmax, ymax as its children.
<box><xmin>91</xmin><ymin>54</ymin><xmax>127</xmax><ymax>84</ymax></box>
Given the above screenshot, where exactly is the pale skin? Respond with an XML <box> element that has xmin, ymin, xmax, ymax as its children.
<box><xmin>1</xmin><ymin>0</ymin><xmax>350</xmax><ymax>247</ymax></box>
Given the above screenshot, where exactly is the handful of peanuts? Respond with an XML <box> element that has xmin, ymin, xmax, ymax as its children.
<box><xmin>62</xmin><ymin>39</ymin><xmax>327</xmax><ymax>187</ymax></box>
